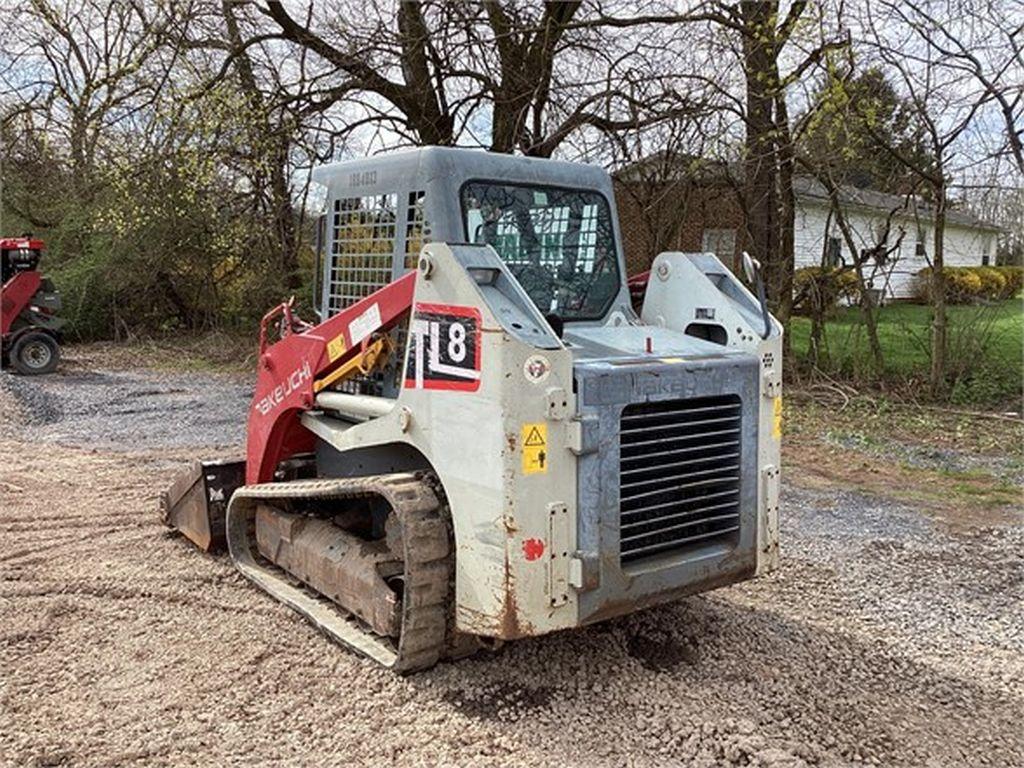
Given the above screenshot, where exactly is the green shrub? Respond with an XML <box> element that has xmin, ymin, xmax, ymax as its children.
<box><xmin>793</xmin><ymin>266</ymin><xmax>862</xmax><ymax>315</ymax></box>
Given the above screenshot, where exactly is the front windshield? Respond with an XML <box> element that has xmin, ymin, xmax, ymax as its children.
<box><xmin>461</xmin><ymin>182</ymin><xmax>621</xmax><ymax>320</ymax></box>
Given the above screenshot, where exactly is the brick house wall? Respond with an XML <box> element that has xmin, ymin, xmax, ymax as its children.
<box><xmin>613</xmin><ymin>178</ymin><xmax>747</xmax><ymax>276</ymax></box>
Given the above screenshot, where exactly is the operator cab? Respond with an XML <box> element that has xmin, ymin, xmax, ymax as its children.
<box><xmin>311</xmin><ymin>147</ymin><xmax>634</xmax><ymax>328</ymax></box>
<box><xmin>461</xmin><ymin>181</ymin><xmax>621</xmax><ymax>323</ymax></box>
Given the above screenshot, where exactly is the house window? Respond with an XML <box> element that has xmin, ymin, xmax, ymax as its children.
<box><xmin>826</xmin><ymin>237</ymin><xmax>842</xmax><ymax>267</ymax></box>
<box><xmin>982</xmin><ymin>252</ymin><xmax>990</xmax><ymax>266</ymax></box>
<box><xmin>702</xmin><ymin>228</ymin><xmax>736</xmax><ymax>260</ymax></box>
<box><xmin>915</xmin><ymin>241</ymin><xmax>927</xmax><ymax>258</ymax></box>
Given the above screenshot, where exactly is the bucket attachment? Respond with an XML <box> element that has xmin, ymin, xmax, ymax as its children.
<box><xmin>160</xmin><ymin>459</ymin><xmax>246</xmax><ymax>551</ymax></box>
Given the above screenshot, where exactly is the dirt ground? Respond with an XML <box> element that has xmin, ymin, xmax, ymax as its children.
<box><xmin>1</xmin><ymin>349</ymin><xmax>1022</xmax><ymax>767</ymax></box>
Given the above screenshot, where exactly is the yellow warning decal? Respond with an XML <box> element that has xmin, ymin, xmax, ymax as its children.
<box><xmin>659</xmin><ymin>357</ymin><xmax>685</xmax><ymax>364</ymax></box>
<box><xmin>521</xmin><ymin>423</ymin><xmax>548</xmax><ymax>475</ymax></box>
<box><xmin>327</xmin><ymin>333</ymin><xmax>347</xmax><ymax>362</ymax></box>
<box><xmin>773</xmin><ymin>396</ymin><xmax>783</xmax><ymax>439</ymax></box>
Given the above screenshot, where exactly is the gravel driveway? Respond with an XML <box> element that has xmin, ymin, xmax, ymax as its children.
<box><xmin>0</xmin><ymin>366</ymin><xmax>250</xmax><ymax>451</ymax></box>
<box><xmin>1</xmin><ymin>362</ymin><xmax>1021</xmax><ymax>767</ymax></box>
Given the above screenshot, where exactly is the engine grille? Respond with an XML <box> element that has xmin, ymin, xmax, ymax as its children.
<box><xmin>619</xmin><ymin>395</ymin><xmax>742</xmax><ymax>563</ymax></box>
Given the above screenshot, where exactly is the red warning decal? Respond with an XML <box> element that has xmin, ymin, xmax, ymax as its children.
<box><xmin>523</xmin><ymin>538</ymin><xmax>546</xmax><ymax>561</ymax></box>
<box><xmin>403</xmin><ymin>303</ymin><xmax>482</xmax><ymax>392</ymax></box>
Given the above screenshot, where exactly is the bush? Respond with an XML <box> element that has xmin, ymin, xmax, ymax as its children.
<box><xmin>994</xmin><ymin>266</ymin><xmax>1024</xmax><ymax>298</ymax></box>
<box><xmin>793</xmin><ymin>267</ymin><xmax>862</xmax><ymax>315</ymax></box>
<box><xmin>945</xmin><ymin>269</ymin><xmax>983</xmax><ymax>303</ymax></box>
<box><xmin>915</xmin><ymin>267</ymin><xmax>986</xmax><ymax>304</ymax></box>
<box><xmin>974</xmin><ymin>267</ymin><xmax>1007</xmax><ymax>300</ymax></box>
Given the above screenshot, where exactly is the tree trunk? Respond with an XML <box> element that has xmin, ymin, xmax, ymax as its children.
<box><xmin>852</xmin><ymin>258</ymin><xmax>885</xmax><ymax>373</ymax></box>
<box><xmin>489</xmin><ymin>80</ymin><xmax>532</xmax><ymax>154</ymax></box>
<box><xmin>807</xmin><ymin>208</ymin><xmax>834</xmax><ymax>367</ymax></box>
<box><xmin>808</xmin><ymin>292</ymin><xmax>826</xmax><ymax>366</ymax></box>
<box><xmin>270</xmin><ymin>135</ymin><xmax>300</xmax><ymax>289</ymax></box>
<box><xmin>929</xmin><ymin>187</ymin><xmax>948</xmax><ymax>396</ymax></box>
<box><xmin>740</xmin><ymin>1</ymin><xmax>780</xmax><ymax>313</ymax></box>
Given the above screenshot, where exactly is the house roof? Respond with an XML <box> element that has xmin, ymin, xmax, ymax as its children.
<box><xmin>792</xmin><ymin>177</ymin><xmax>1002</xmax><ymax>232</ymax></box>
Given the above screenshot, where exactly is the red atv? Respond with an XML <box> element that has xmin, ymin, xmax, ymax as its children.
<box><xmin>1</xmin><ymin>237</ymin><xmax>64</xmax><ymax>375</ymax></box>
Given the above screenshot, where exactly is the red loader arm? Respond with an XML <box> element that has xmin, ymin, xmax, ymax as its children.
<box><xmin>245</xmin><ymin>271</ymin><xmax>417</xmax><ymax>484</ymax></box>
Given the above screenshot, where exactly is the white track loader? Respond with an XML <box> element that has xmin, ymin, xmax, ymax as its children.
<box><xmin>161</xmin><ymin>148</ymin><xmax>782</xmax><ymax>672</ymax></box>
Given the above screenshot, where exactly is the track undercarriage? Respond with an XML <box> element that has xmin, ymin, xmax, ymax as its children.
<box><xmin>223</xmin><ymin>473</ymin><xmax>459</xmax><ymax>673</ymax></box>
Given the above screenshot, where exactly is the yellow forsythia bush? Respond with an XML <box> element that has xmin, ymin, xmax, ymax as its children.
<box><xmin>993</xmin><ymin>266</ymin><xmax>1024</xmax><ymax>298</ymax></box>
<box><xmin>793</xmin><ymin>267</ymin><xmax>863</xmax><ymax>313</ymax></box>
<box><xmin>914</xmin><ymin>267</ymin><xmax>985</xmax><ymax>304</ymax></box>
<box><xmin>974</xmin><ymin>267</ymin><xmax>1007</xmax><ymax>299</ymax></box>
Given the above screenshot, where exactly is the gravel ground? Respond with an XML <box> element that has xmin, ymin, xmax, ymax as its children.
<box><xmin>0</xmin><ymin>367</ymin><xmax>250</xmax><ymax>451</ymax></box>
<box><xmin>1</xmin><ymin>362</ymin><xmax>1022</xmax><ymax>767</ymax></box>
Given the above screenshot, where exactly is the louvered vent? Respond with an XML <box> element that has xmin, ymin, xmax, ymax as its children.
<box><xmin>619</xmin><ymin>395</ymin><xmax>742</xmax><ymax>563</ymax></box>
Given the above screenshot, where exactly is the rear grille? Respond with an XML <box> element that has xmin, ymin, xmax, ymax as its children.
<box><xmin>619</xmin><ymin>395</ymin><xmax>742</xmax><ymax>563</ymax></box>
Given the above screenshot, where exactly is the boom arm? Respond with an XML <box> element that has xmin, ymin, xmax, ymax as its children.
<box><xmin>245</xmin><ymin>271</ymin><xmax>416</xmax><ymax>484</ymax></box>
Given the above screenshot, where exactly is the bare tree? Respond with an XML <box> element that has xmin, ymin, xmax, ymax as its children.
<box><xmin>607</xmin><ymin>120</ymin><xmax>732</xmax><ymax>272</ymax></box>
<box><xmin>259</xmin><ymin>1</ymin><xmax>708</xmax><ymax>156</ymax></box>
<box><xmin>896</xmin><ymin>0</ymin><xmax>1023</xmax><ymax>175</ymax></box>
<box><xmin>582</xmin><ymin>2</ymin><xmax>848</xmax><ymax>333</ymax></box>
<box><xmin>0</xmin><ymin>0</ymin><xmax>187</xmax><ymax>208</ymax></box>
<box><xmin>574</xmin><ymin>1</ymin><xmax>847</xmax><ymax>341</ymax></box>
<box><xmin>858</xmin><ymin>0</ymin><xmax>1003</xmax><ymax>395</ymax></box>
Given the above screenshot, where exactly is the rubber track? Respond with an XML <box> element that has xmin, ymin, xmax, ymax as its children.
<box><xmin>225</xmin><ymin>473</ymin><xmax>451</xmax><ymax>673</ymax></box>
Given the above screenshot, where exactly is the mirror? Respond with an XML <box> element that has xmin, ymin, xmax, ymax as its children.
<box><xmin>741</xmin><ymin>251</ymin><xmax>760</xmax><ymax>284</ymax></box>
<box><xmin>740</xmin><ymin>250</ymin><xmax>772</xmax><ymax>340</ymax></box>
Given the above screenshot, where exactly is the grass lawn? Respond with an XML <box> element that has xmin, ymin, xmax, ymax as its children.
<box><xmin>789</xmin><ymin>298</ymin><xmax>1024</xmax><ymax>405</ymax></box>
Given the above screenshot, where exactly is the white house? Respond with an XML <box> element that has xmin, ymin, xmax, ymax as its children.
<box><xmin>613</xmin><ymin>157</ymin><xmax>1002</xmax><ymax>299</ymax></box>
<box><xmin>792</xmin><ymin>178</ymin><xmax>1001</xmax><ymax>300</ymax></box>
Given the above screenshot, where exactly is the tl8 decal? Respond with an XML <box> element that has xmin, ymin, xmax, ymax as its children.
<box><xmin>404</xmin><ymin>303</ymin><xmax>482</xmax><ymax>391</ymax></box>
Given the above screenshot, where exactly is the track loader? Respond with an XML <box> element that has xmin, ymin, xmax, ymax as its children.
<box><xmin>161</xmin><ymin>148</ymin><xmax>782</xmax><ymax>672</ymax></box>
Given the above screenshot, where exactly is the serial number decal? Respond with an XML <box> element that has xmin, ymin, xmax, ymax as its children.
<box><xmin>348</xmin><ymin>301</ymin><xmax>381</xmax><ymax>345</ymax></box>
<box><xmin>404</xmin><ymin>303</ymin><xmax>482</xmax><ymax>392</ymax></box>
<box><xmin>348</xmin><ymin>170</ymin><xmax>377</xmax><ymax>187</ymax></box>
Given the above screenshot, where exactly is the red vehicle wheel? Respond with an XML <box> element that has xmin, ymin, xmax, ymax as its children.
<box><xmin>10</xmin><ymin>330</ymin><xmax>60</xmax><ymax>375</ymax></box>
